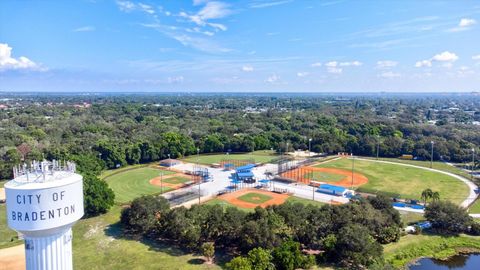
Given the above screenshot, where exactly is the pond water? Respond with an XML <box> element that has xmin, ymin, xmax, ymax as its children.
<box><xmin>409</xmin><ymin>254</ymin><xmax>480</xmax><ymax>270</ymax></box>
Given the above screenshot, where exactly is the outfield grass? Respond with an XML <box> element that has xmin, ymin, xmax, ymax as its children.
<box><xmin>363</xmin><ymin>157</ymin><xmax>473</xmax><ymax>180</ymax></box>
<box><xmin>0</xmin><ymin>205</ymin><xmax>22</xmax><ymax>249</ymax></box>
<box><xmin>238</xmin><ymin>192</ymin><xmax>273</xmax><ymax>204</ymax></box>
<box><xmin>182</xmin><ymin>150</ymin><xmax>279</xmax><ymax>165</ymax></box>
<box><xmin>469</xmin><ymin>199</ymin><xmax>480</xmax><ymax>214</ymax></box>
<box><xmin>384</xmin><ymin>233</ymin><xmax>480</xmax><ymax>268</ymax></box>
<box><xmin>163</xmin><ymin>176</ymin><xmax>191</xmax><ymax>185</ymax></box>
<box><xmin>286</xmin><ymin>196</ymin><xmax>327</xmax><ymax>207</ymax></box>
<box><xmin>72</xmin><ymin>206</ymin><xmax>221</xmax><ymax>270</ymax></box>
<box><xmin>105</xmin><ymin>167</ymin><xmax>176</xmax><ymax>204</ymax></box>
<box><xmin>304</xmin><ymin>171</ymin><xmax>345</xmax><ymax>182</ymax></box>
<box><xmin>316</xmin><ymin>158</ymin><xmax>469</xmax><ymax>204</ymax></box>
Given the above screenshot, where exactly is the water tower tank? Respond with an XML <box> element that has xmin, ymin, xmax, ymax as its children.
<box><xmin>5</xmin><ymin>160</ymin><xmax>84</xmax><ymax>270</ymax></box>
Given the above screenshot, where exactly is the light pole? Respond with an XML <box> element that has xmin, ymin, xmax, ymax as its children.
<box><xmin>430</xmin><ymin>141</ymin><xmax>434</xmax><ymax>168</ymax></box>
<box><xmin>308</xmin><ymin>138</ymin><xmax>312</xmax><ymax>157</ymax></box>
<box><xmin>197</xmin><ymin>148</ymin><xmax>200</xmax><ymax>204</ymax></box>
<box><xmin>376</xmin><ymin>135</ymin><xmax>380</xmax><ymax>160</ymax></box>
<box><xmin>160</xmin><ymin>171</ymin><xmax>163</xmax><ymax>193</ymax></box>
<box><xmin>472</xmin><ymin>148</ymin><xmax>476</xmax><ymax>182</ymax></box>
<box><xmin>167</xmin><ymin>153</ymin><xmax>171</xmax><ymax>169</ymax></box>
<box><xmin>351</xmin><ymin>153</ymin><xmax>355</xmax><ymax>190</ymax></box>
<box><xmin>286</xmin><ymin>142</ymin><xmax>289</xmax><ymax>155</ymax></box>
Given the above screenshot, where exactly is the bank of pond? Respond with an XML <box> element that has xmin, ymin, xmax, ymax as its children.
<box><xmin>409</xmin><ymin>254</ymin><xmax>480</xmax><ymax>270</ymax></box>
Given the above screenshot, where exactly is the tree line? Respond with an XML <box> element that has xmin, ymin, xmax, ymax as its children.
<box><xmin>1</xmin><ymin>94</ymin><xmax>478</xmax><ymax>181</ymax></box>
<box><xmin>120</xmin><ymin>194</ymin><xmax>403</xmax><ymax>269</ymax></box>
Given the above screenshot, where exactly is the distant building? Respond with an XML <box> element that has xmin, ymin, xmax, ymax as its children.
<box><xmin>160</xmin><ymin>159</ymin><xmax>181</xmax><ymax>167</ymax></box>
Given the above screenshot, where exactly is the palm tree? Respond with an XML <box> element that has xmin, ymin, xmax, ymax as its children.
<box><xmin>421</xmin><ymin>188</ymin><xmax>433</xmax><ymax>205</ymax></box>
<box><xmin>431</xmin><ymin>191</ymin><xmax>440</xmax><ymax>202</ymax></box>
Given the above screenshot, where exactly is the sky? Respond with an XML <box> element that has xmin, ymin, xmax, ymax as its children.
<box><xmin>0</xmin><ymin>0</ymin><xmax>480</xmax><ymax>93</ymax></box>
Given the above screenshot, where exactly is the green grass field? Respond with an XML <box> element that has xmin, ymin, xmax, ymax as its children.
<box><xmin>363</xmin><ymin>157</ymin><xmax>473</xmax><ymax>180</ymax></box>
<box><xmin>0</xmin><ymin>205</ymin><xmax>22</xmax><ymax>249</ymax></box>
<box><xmin>182</xmin><ymin>150</ymin><xmax>279</xmax><ymax>165</ymax></box>
<box><xmin>315</xmin><ymin>158</ymin><xmax>469</xmax><ymax>204</ymax></box>
<box><xmin>469</xmin><ymin>199</ymin><xmax>480</xmax><ymax>214</ymax></box>
<box><xmin>105</xmin><ymin>167</ymin><xmax>176</xmax><ymax>204</ymax></box>
<box><xmin>163</xmin><ymin>176</ymin><xmax>191</xmax><ymax>185</ymax></box>
<box><xmin>238</xmin><ymin>192</ymin><xmax>273</xmax><ymax>204</ymax></box>
<box><xmin>285</xmin><ymin>196</ymin><xmax>327</xmax><ymax>207</ymax></box>
<box><xmin>384</xmin><ymin>233</ymin><xmax>480</xmax><ymax>268</ymax></box>
<box><xmin>72</xmin><ymin>206</ymin><xmax>221</xmax><ymax>270</ymax></box>
<box><xmin>304</xmin><ymin>171</ymin><xmax>345</xmax><ymax>182</ymax></box>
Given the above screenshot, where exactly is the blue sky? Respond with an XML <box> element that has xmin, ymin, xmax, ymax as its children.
<box><xmin>1</xmin><ymin>0</ymin><xmax>479</xmax><ymax>92</ymax></box>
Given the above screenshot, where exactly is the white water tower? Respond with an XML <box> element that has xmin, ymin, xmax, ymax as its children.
<box><xmin>5</xmin><ymin>160</ymin><xmax>84</xmax><ymax>270</ymax></box>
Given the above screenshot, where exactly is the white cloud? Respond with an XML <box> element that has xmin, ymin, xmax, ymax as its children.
<box><xmin>138</xmin><ymin>3</ymin><xmax>155</xmax><ymax>14</ymax></box>
<box><xmin>250</xmin><ymin>0</ymin><xmax>293</xmax><ymax>9</ymax></box>
<box><xmin>116</xmin><ymin>0</ymin><xmax>136</xmax><ymax>12</ymax></box>
<box><xmin>415</xmin><ymin>51</ymin><xmax>458</xmax><ymax>68</ymax></box>
<box><xmin>379</xmin><ymin>71</ymin><xmax>401</xmax><ymax>78</ymax></box>
<box><xmin>415</xmin><ymin>60</ymin><xmax>432</xmax><ymax>68</ymax></box>
<box><xmin>167</xmin><ymin>76</ymin><xmax>184</xmax><ymax>84</ymax></box>
<box><xmin>325</xmin><ymin>60</ymin><xmax>361</xmax><ymax>67</ymax></box>
<box><xmin>339</xmin><ymin>61</ymin><xmax>362</xmax><ymax>66</ymax></box>
<box><xmin>265</xmin><ymin>74</ymin><xmax>280</xmax><ymax>83</ymax></box>
<box><xmin>325</xmin><ymin>61</ymin><xmax>338</xmax><ymax>67</ymax></box>
<box><xmin>472</xmin><ymin>54</ymin><xmax>480</xmax><ymax>60</ymax></box>
<box><xmin>116</xmin><ymin>1</ymin><xmax>155</xmax><ymax>14</ymax></box>
<box><xmin>432</xmin><ymin>51</ymin><xmax>458</xmax><ymax>62</ymax></box>
<box><xmin>179</xmin><ymin>1</ymin><xmax>230</xmax><ymax>32</ymax></box>
<box><xmin>447</xmin><ymin>18</ymin><xmax>476</xmax><ymax>32</ymax></box>
<box><xmin>311</xmin><ymin>62</ymin><xmax>322</xmax><ymax>67</ymax></box>
<box><xmin>297</xmin><ymin>72</ymin><xmax>309</xmax><ymax>77</ymax></box>
<box><xmin>459</xmin><ymin>18</ymin><xmax>476</xmax><ymax>27</ymax></box>
<box><xmin>0</xmin><ymin>43</ymin><xmax>42</xmax><ymax>71</ymax></box>
<box><xmin>73</xmin><ymin>26</ymin><xmax>96</xmax><ymax>32</ymax></box>
<box><xmin>242</xmin><ymin>65</ymin><xmax>254</xmax><ymax>72</ymax></box>
<box><xmin>376</xmin><ymin>60</ymin><xmax>398</xmax><ymax>69</ymax></box>
<box><xmin>327</xmin><ymin>67</ymin><xmax>342</xmax><ymax>74</ymax></box>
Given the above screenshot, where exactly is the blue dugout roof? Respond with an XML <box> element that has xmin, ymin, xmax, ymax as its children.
<box><xmin>318</xmin><ymin>184</ymin><xmax>347</xmax><ymax>193</ymax></box>
<box><xmin>236</xmin><ymin>164</ymin><xmax>256</xmax><ymax>171</ymax></box>
<box><xmin>237</xmin><ymin>172</ymin><xmax>255</xmax><ymax>178</ymax></box>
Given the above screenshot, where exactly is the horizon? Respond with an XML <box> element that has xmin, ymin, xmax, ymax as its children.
<box><xmin>1</xmin><ymin>0</ymin><xmax>479</xmax><ymax>92</ymax></box>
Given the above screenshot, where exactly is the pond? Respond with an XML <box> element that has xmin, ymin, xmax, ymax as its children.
<box><xmin>409</xmin><ymin>254</ymin><xmax>480</xmax><ymax>270</ymax></box>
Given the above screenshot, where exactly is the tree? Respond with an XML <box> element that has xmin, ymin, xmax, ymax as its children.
<box><xmin>226</xmin><ymin>257</ymin><xmax>252</xmax><ymax>270</ymax></box>
<box><xmin>425</xmin><ymin>200</ymin><xmax>472</xmax><ymax>234</ymax></box>
<box><xmin>431</xmin><ymin>191</ymin><xmax>440</xmax><ymax>202</ymax></box>
<box><xmin>332</xmin><ymin>224</ymin><xmax>383</xmax><ymax>269</ymax></box>
<box><xmin>121</xmin><ymin>195</ymin><xmax>170</xmax><ymax>234</ymax></box>
<box><xmin>200</xmin><ymin>242</ymin><xmax>215</xmax><ymax>263</ymax></box>
<box><xmin>421</xmin><ymin>188</ymin><xmax>433</xmax><ymax>205</ymax></box>
<box><xmin>247</xmin><ymin>248</ymin><xmax>274</xmax><ymax>270</ymax></box>
<box><xmin>16</xmin><ymin>143</ymin><xmax>31</xmax><ymax>161</ymax></box>
<box><xmin>83</xmin><ymin>174</ymin><xmax>115</xmax><ymax>217</ymax></box>
<box><xmin>272</xmin><ymin>240</ymin><xmax>314</xmax><ymax>270</ymax></box>
<box><xmin>203</xmin><ymin>134</ymin><xmax>224</xmax><ymax>153</ymax></box>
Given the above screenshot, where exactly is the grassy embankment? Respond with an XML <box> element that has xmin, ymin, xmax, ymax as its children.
<box><xmin>384</xmin><ymin>233</ymin><xmax>480</xmax><ymax>268</ymax></box>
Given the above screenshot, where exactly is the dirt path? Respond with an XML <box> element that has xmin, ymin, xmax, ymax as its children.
<box><xmin>0</xmin><ymin>244</ymin><xmax>24</xmax><ymax>270</ymax></box>
<box><xmin>218</xmin><ymin>188</ymin><xmax>290</xmax><ymax>208</ymax></box>
<box><xmin>281</xmin><ymin>167</ymin><xmax>368</xmax><ymax>187</ymax></box>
